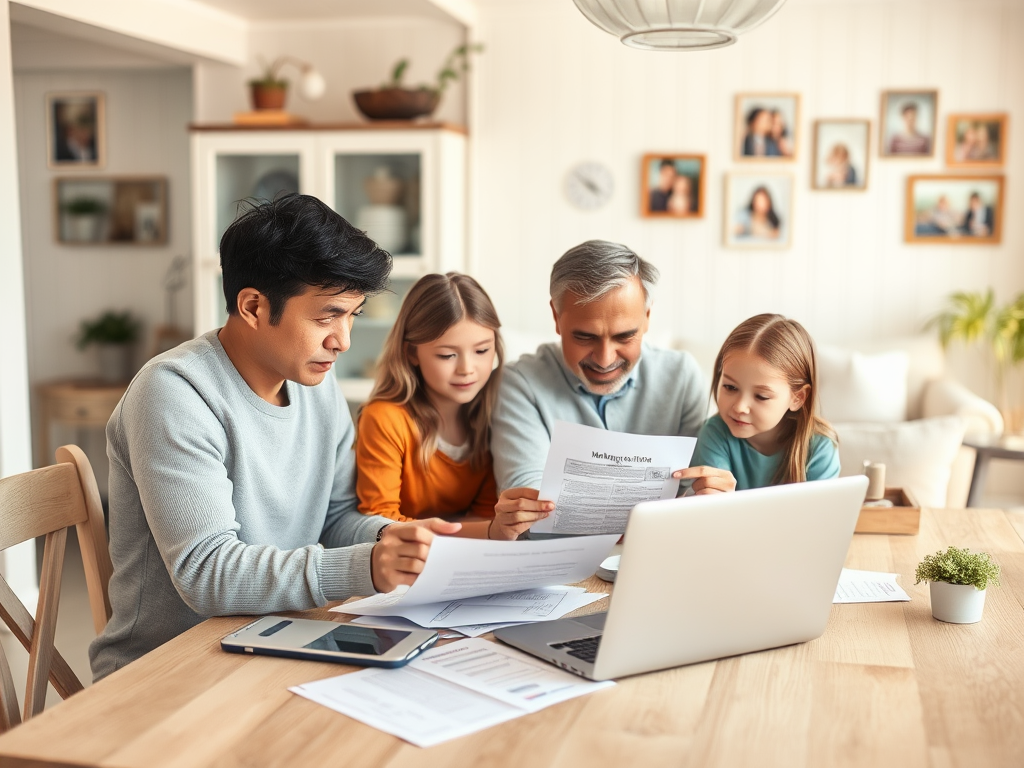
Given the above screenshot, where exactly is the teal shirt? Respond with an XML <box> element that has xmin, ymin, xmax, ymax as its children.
<box><xmin>690</xmin><ymin>414</ymin><xmax>840</xmax><ymax>490</ymax></box>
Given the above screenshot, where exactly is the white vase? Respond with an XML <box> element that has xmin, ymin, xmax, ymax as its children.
<box><xmin>96</xmin><ymin>343</ymin><xmax>133</xmax><ymax>383</ymax></box>
<box><xmin>929</xmin><ymin>581</ymin><xmax>987</xmax><ymax>624</ymax></box>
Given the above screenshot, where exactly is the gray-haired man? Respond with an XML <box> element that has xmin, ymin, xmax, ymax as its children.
<box><xmin>488</xmin><ymin>240</ymin><xmax>736</xmax><ymax>539</ymax></box>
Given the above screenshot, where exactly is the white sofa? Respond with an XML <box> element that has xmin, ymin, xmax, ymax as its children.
<box><xmin>677</xmin><ymin>335</ymin><xmax>1003</xmax><ymax>508</ymax></box>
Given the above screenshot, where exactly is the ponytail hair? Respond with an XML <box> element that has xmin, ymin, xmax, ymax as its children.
<box><xmin>368</xmin><ymin>272</ymin><xmax>504</xmax><ymax>471</ymax></box>
<box><xmin>710</xmin><ymin>313</ymin><xmax>836</xmax><ymax>485</ymax></box>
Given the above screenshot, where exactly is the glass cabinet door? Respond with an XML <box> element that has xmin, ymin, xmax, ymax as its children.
<box><xmin>214</xmin><ymin>153</ymin><xmax>302</xmax><ymax>250</ymax></box>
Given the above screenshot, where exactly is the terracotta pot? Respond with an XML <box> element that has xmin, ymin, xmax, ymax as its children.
<box><xmin>251</xmin><ymin>83</ymin><xmax>288</xmax><ymax>111</ymax></box>
<box><xmin>352</xmin><ymin>88</ymin><xmax>440</xmax><ymax>121</ymax></box>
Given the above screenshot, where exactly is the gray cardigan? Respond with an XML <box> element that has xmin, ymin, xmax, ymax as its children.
<box><xmin>491</xmin><ymin>342</ymin><xmax>709</xmax><ymax>491</ymax></box>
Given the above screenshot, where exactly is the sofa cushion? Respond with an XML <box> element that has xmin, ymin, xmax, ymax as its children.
<box><xmin>835</xmin><ymin>415</ymin><xmax>966</xmax><ymax>508</ymax></box>
<box><xmin>818</xmin><ymin>347</ymin><xmax>909</xmax><ymax>423</ymax></box>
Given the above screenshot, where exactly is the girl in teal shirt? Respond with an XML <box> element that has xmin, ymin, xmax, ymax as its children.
<box><xmin>690</xmin><ymin>314</ymin><xmax>839</xmax><ymax>489</ymax></box>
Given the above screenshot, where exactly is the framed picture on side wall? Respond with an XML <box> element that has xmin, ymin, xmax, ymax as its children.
<box><xmin>46</xmin><ymin>91</ymin><xmax>106</xmax><ymax>169</ymax></box>
<box><xmin>880</xmin><ymin>90</ymin><xmax>937</xmax><ymax>158</ymax></box>
<box><xmin>812</xmin><ymin>120</ymin><xmax>870</xmax><ymax>191</ymax></box>
<box><xmin>947</xmin><ymin>113</ymin><xmax>1008</xmax><ymax>167</ymax></box>
<box><xmin>723</xmin><ymin>173</ymin><xmax>793</xmax><ymax>249</ymax></box>
<box><xmin>734</xmin><ymin>93</ymin><xmax>800</xmax><ymax>161</ymax></box>
<box><xmin>641</xmin><ymin>154</ymin><xmax>705</xmax><ymax>218</ymax></box>
<box><xmin>905</xmin><ymin>175</ymin><xmax>1004</xmax><ymax>244</ymax></box>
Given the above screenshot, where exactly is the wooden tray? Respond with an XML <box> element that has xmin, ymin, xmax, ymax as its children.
<box><xmin>855</xmin><ymin>487</ymin><xmax>920</xmax><ymax>535</ymax></box>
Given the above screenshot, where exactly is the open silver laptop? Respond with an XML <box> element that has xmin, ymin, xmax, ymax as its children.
<box><xmin>494</xmin><ymin>475</ymin><xmax>868</xmax><ymax>680</ymax></box>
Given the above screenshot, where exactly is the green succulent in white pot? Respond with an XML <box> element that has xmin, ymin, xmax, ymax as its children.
<box><xmin>915</xmin><ymin>546</ymin><xmax>1000</xmax><ymax>624</ymax></box>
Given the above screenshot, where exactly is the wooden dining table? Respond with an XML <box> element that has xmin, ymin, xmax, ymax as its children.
<box><xmin>1</xmin><ymin>507</ymin><xmax>1023</xmax><ymax>768</ymax></box>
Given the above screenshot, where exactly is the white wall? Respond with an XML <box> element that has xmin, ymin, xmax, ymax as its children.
<box><xmin>195</xmin><ymin>17</ymin><xmax>467</xmax><ymax>124</ymax></box>
<box><xmin>0</xmin><ymin>0</ymin><xmax>39</xmax><ymax>608</ymax></box>
<box><xmin>14</xmin><ymin>64</ymin><xmax>193</xmax><ymax>481</ymax></box>
<box><xmin>470</xmin><ymin>0</ymin><xmax>1024</xmax><ymax>369</ymax></box>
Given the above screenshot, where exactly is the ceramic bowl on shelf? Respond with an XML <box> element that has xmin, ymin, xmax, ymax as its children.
<box><xmin>352</xmin><ymin>88</ymin><xmax>439</xmax><ymax>121</ymax></box>
<box><xmin>356</xmin><ymin>204</ymin><xmax>407</xmax><ymax>253</ymax></box>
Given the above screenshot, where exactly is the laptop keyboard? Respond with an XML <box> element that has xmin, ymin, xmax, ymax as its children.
<box><xmin>550</xmin><ymin>635</ymin><xmax>602</xmax><ymax>663</ymax></box>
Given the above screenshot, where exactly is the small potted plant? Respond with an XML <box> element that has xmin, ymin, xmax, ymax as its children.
<box><xmin>353</xmin><ymin>43</ymin><xmax>484</xmax><ymax>121</ymax></box>
<box><xmin>76</xmin><ymin>310</ymin><xmax>141</xmax><ymax>383</ymax></box>
<box><xmin>62</xmin><ymin>197</ymin><xmax>107</xmax><ymax>242</ymax></box>
<box><xmin>248</xmin><ymin>56</ymin><xmax>326</xmax><ymax>112</ymax></box>
<box><xmin>915</xmin><ymin>545</ymin><xmax>1001</xmax><ymax>624</ymax></box>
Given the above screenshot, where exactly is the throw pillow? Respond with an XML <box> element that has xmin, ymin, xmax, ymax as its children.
<box><xmin>817</xmin><ymin>346</ymin><xmax>909</xmax><ymax>424</ymax></box>
<box><xmin>834</xmin><ymin>415</ymin><xmax>966</xmax><ymax>508</ymax></box>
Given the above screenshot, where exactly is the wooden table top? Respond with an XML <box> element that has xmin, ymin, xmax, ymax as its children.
<box><xmin>1</xmin><ymin>508</ymin><xmax>1022</xmax><ymax>767</ymax></box>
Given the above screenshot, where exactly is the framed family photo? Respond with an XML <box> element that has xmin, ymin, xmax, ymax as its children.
<box><xmin>812</xmin><ymin>120</ymin><xmax>870</xmax><ymax>191</ymax></box>
<box><xmin>640</xmin><ymin>154</ymin><xmax>705</xmax><ymax>218</ymax></box>
<box><xmin>734</xmin><ymin>93</ymin><xmax>799</xmax><ymax>161</ymax></box>
<box><xmin>905</xmin><ymin>175</ymin><xmax>1004</xmax><ymax>244</ymax></box>
<box><xmin>880</xmin><ymin>90</ymin><xmax>937</xmax><ymax>158</ymax></box>
<box><xmin>946</xmin><ymin>113</ymin><xmax>1007</xmax><ymax>167</ymax></box>
<box><xmin>723</xmin><ymin>173</ymin><xmax>793</xmax><ymax>249</ymax></box>
<box><xmin>46</xmin><ymin>91</ymin><xmax>105</xmax><ymax>169</ymax></box>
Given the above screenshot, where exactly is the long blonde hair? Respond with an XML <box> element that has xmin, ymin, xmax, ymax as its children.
<box><xmin>710</xmin><ymin>314</ymin><xmax>836</xmax><ymax>485</ymax></box>
<box><xmin>368</xmin><ymin>272</ymin><xmax>504</xmax><ymax>471</ymax></box>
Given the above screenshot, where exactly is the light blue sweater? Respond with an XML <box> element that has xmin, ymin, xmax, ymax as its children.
<box><xmin>90</xmin><ymin>330</ymin><xmax>389</xmax><ymax>680</ymax></box>
<box><xmin>690</xmin><ymin>414</ymin><xmax>840</xmax><ymax>490</ymax></box>
<box><xmin>491</xmin><ymin>342</ymin><xmax>708</xmax><ymax>491</ymax></box>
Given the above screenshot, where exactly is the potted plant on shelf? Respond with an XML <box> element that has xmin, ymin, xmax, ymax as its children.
<box><xmin>915</xmin><ymin>545</ymin><xmax>1000</xmax><ymax>624</ymax></box>
<box><xmin>931</xmin><ymin>289</ymin><xmax>1024</xmax><ymax>433</ymax></box>
<box><xmin>248</xmin><ymin>56</ymin><xmax>326</xmax><ymax>111</ymax></box>
<box><xmin>76</xmin><ymin>310</ymin><xmax>141</xmax><ymax>383</ymax></box>
<box><xmin>62</xmin><ymin>197</ymin><xmax>107</xmax><ymax>242</ymax></box>
<box><xmin>353</xmin><ymin>43</ymin><xmax>484</xmax><ymax>121</ymax></box>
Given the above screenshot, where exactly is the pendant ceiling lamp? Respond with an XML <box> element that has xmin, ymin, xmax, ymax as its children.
<box><xmin>571</xmin><ymin>0</ymin><xmax>788</xmax><ymax>51</ymax></box>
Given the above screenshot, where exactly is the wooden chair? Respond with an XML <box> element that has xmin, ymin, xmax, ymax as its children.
<box><xmin>0</xmin><ymin>444</ymin><xmax>113</xmax><ymax>732</ymax></box>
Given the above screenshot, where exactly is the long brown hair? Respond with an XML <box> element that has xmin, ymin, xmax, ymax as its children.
<box><xmin>368</xmin><ymin>272</ymin><xmax>504</xmax><ymax>471</ymax></box>
<box><xmin>710</xmin><ymin>313</ymin><xmax>837</xmax><ymax>485</ymax></box>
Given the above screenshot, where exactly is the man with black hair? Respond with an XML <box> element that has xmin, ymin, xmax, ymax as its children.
<box><xmin>91</xmin><ymin>194</ymin><xmax>460</xmax><ymax>679</ymax></box>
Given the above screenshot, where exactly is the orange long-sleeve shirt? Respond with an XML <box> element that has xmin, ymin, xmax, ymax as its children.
<box><xmin>356</xmin><ymin>400</ymin><xmax>498</xmax><ymax>522</ymax></box>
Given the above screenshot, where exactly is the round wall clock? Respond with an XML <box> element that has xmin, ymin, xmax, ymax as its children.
<box><xmin>565</xmin><ymin>161</ymin><xmax>614</xmax><ymax>210</ymax></box>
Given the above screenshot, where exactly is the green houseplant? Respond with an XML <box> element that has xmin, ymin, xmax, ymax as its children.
<box><xmin>931</xmin><ymin>289</ymin><xmax>1024</xmax><ymax>433</ymax></box>
<box><xmin>915</xmin><ymin>545</ymin><xmax>1000</xmax><ymax>623</ymax></box>
<box><xmin>76</xmin><ymin>311</ymin><xmax>141</xmax><ymax>383</ymax></box>
<box><xmin>353</xmin><ymin>43</ymin><xmax>484</xmax><ymax>121</ymax></box>
<box><xmin>62</xmin><ymin>197</ymin><xmax>108</xmax><ymax>242</ymax></box>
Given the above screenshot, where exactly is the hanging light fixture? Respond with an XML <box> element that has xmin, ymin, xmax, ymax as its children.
<box><xmin>571</xmin><ymin>0</ymin><xmax>788</xmax><ymax>51</ymax></box>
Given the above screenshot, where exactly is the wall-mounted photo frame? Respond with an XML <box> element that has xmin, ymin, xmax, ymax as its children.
<box><xmin>46</xmin><ymin>91</ymin><xmax>105</xmax><ymax>169</ymax></box>
<box><xmin>947</xmin><ymin>113</ymin><xmax>1008</xmax><ymax>167</ymax></box>
<box><xmin>640</xmin><ymin>154</ymin><xmax>706</xmax><ymax>218</ymax></box>
<box><xmin>723</xmin><ymin>173</ymin><xmax>793</xmax><ymax>249</ymax></box>
<box><xmin>54</xmin><ymin>176</ymin><xmax>168</xmax><ymax>245</ymax></box>
<box><xmin>812</xmin><ymin>119</ymin><xmax>870</xmax><ymax>191</ymax></box>
<box><xmin>905</xmin><ymin>175</ymin><xmax>1003</xmax><ymax>244</ymax></box>
<box><xmin>734</xmin><ymin>93</ymin><xmax>799</xmax><ymax>161</ymax></box>
<box><xmin>880</xmin><ymin>90</ymin><xmax>937</xmax><ymax>158</ymax></box>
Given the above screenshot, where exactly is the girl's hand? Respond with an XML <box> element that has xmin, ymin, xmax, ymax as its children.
<box><xmin>488</xmin><ymin>488</ymin><xmax>554</xmax><ymax>540</ymax></box>
<box><xmin>672</xmin><ymin>466</ymin><xmax>737</xmax><ymax>495</ymax></box>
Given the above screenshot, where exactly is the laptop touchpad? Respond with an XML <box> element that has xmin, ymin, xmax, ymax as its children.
<box><xmin>575</xmin><ymin>612</ymin><xmax>607</xmax><ymax>630</ymax></box>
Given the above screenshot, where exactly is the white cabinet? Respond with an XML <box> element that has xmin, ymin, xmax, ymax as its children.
<box><xmin>189</xmin><ymin>124</ymin><xmax>467</xmax><ymax>400</ymax></box>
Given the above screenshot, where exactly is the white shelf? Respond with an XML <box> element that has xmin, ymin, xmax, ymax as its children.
<box><xmin>338</xmin><ymin>377</ymin><xmax>375</xmax><ymax>405</ymax></box>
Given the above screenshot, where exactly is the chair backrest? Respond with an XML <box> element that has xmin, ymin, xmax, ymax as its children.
<box><xmin>0</xmin><ymin>444</ymin><xmax>112</xmax><ymax>731</ymax></box>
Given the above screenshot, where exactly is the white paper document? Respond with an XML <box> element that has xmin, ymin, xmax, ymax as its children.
<box><xmin>532</xmin><ymin>421</ymin><xmax>697</xmax><ymax>535</ymax></box>
<box><xmin>351</xmin><ymin>614</ymin><xmax>529</xmax><ymax>639</ymax></box>
<box><xmin>334</xmin><ymin>534</ymin><xmax>617</xmax><ymax>621</ymax></box>
<box><xmin>833</xmin><ymin>568</ymin><xmax>911</xmax><ymax>603</ymax></box>
<box><xmin>289</xmin><ymin>638</ymin><xmax>614</xmax><ymax>748</ymax></box>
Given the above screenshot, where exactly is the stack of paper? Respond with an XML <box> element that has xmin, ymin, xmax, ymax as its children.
<box><xmin>833</xmin><ymin>568</ymin><xmax>911</xmax><ymax>603</ymax></box>
<box><xmin>333</xmin><ymin>534</ymin><xmax>617</xmax><ymax>631</ymax></box>
<box><xmin>290</xmin><ymin>637</ymin><xmax>614</xmax><ymax>747</ymax></box>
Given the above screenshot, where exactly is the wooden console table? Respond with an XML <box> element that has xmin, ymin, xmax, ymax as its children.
<box><xmin>34</xmin><ymin>380</ymin><xmax>127</xmax><ymax>468</ymax></box>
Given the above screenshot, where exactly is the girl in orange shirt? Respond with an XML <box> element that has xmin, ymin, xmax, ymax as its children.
<box><xmin>357</xmin><ymin>272</ymin><xmax>515</xmax><ymax>538</ymax></box>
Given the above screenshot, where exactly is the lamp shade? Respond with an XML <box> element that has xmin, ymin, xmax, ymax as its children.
<box><xmin>299</xmin><ymin>68</ymin><xmax>326</xmax><ymax>101</ymax></box>
<box><xmin>572</xmin><ymin>0</ymin><xmax>788</xmax><ymax>51</ymax></box>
